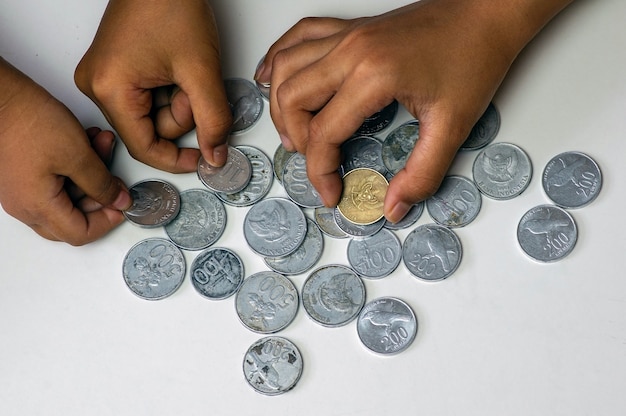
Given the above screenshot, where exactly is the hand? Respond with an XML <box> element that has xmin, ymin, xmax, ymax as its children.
<box><xmin>75</xmin><ymin>0</ymin><xmax>233</xmax><ymax>172</ymax></box>
<box><xmin>0</xmin><ymin>59</ymin><xmax>131</xmax><ymax>245</ymax></box>
<box><xmin>256</xmin><ymin>0</ymin><xmax>572</xmax><ymax>222</ymax></box>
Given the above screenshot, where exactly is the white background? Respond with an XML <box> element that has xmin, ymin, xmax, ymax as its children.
<box><xmin>1</xmin><ymin>1</ymin><xmax>626</xmax><ymax>415</ymax></box>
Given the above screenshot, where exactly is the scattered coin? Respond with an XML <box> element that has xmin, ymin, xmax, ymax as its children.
<box><xmin>337</xmin><ymin>168</ymin><xmax>388</xmax><ymax>225</ymax></box>
<box><xmin>243</xmin><ymin>336</ymin><xmax>303</xmax><ymax>396</ymax></box>
<box><xmin>460</xmin><ymin>102</ymin><xmax>500</xmax><ymax>150</ymax></box>
<box><xmin>333</xmin><ymin>207</ymin><xmax>386</xmax><ymax>239</ymax></box>
<box><xmin>517</xmin><ymin>204</ymin><xmax>577</xmax><ymax>262</ymax></box>
<box><xmin>403</xmin><ymin>223</ymin><xmax>463</xmax><ymax>281</ymax></box>
<box><xmin>347</xmin><ymin>228</ymin><xmax>402</xmax><ymax>279</ymax></box>
<box><xmin>341</xmin><ymin>135</ymin><xmax>388</xmax><ymax>177</ymax></box>
<box><xmin>542</xmin><ymin>151</ymin><xmax>602</xmax><ymax>209</ymax></box>
<box><xmin>282</xmin><ymin>152</ymin><xmax>324</xmax><ymax>208</ymax></box>
<box><xmin>426</xmin><ymin>175</ymin><xmax>482</xmax><ymax>227</ymax></box>
<box><xmin>224</xmin><ymin>77</ymin><xmax>263</xmax><ymax>134</ymax></box>
<box><xmin>198</xmin><ymin>146</ymin><xmax>252</xmax><ymax>194</ymax></box>
<box><xmin>122</xmin><ymin>238</ymin><xmax>186</xmax><ymax>300</ymax></box>
<box><xmin>272</xmin><ymin>142</ymin><xmax>296</xmax><ymax>183</ymax></box>
<box><xmin>472</xmin><ymin>142</ymin><xmax>533</xmax><ymax>200</ymax></box>
<box><xmin>356</xmin><ymin>297</ymin><xmax>417</xmax><ymax>355</ymax></box>
<box><xmin>216</xmin><ymin>145</ymin><xmax>273</xmax><ymax>207</ymax></box>
<box><xmin>313</xmin><ymin>206</ymin><xmax>349</xmax><ymax>239</ymax></box>
<box><xmin>264</xmin><ymin>218</ymin><xmax>324</xmax><ymax>276</ymax></box>
<box><xmin>381</xmin><ymin>119</ymin><xmax>420</xmax><ymax>175</ymax></box>
<box><xmin>190</xmin><ymin>247</ymin><xmax>244</xmax><ymax>300</ymax></box>
<box><xmin>123</xmin><ymin>179</ymin><xmax>180</xmax><ymax>228</ymax></box>
<box><xmin>354</xmin><ymin>100</ymin><xmax>398</xmax><ymax>135</ymax></box>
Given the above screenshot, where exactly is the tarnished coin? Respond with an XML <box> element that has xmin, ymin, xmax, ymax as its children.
<box><xmin>190</xmin><ymin>247</ymin><xmax>244</xmax><ymax>300</ymax></box>
<box><xmin>124</xmin><ymin>179</ymin><xmax>180</xmax><ymax>228</ymax></box>
<box><xmin>216</xmin><ymin>145</ymin><xmax>273</xmax><ymax>207</ymax></box>
<box><xmin>243</xmin><ymin>336</ymin><xmax>303</xmax><ymax>396</ymax></box>
<box><xmin>264</xmin><ymin>218</ymin><xmax>323</xmax><ymax>276</ymax></box>
<box><xmin>282</xmin><ymin>152</ymin><xmax>324</xmax><ymax>208</ymax></box>
<box><xmin>403</xmin><ymin>223</ymin><xmax>462</xmax><ymax>281</ymax></box>
<box><xmin>472</xmin><ymin>142</ymin><xmax>532</xmax><ymax>200</ymax></box>
<box><xmin>313</xmin><ymin>206</ymin><xmax>349</xmax><ymax>239</ymax></box>
<box><xmin>354</xmin><ymin>100</ymin><xmax>398</xmax><ymax>135</ymax></box>
<box><xmin>347</xmin><ymin>228</ymin><xmax>402</xmax><ymax>279</ymax></box>
<box><xmin>381</xmin><ymin>120</ymin><xmax>420</xmax><ymax>176</ymax></box>
<box><xmin>235</xmin><ymin>271</ymin><xmax>299</xmax><ymax>333</ymax></box>
<box><xmin>301</xmin><ymin>264</ymin><xmax>365</xmax><ymax>327</ymax></box>
<box><xmin>198</xmin><ymin>146</ymin><xmax>252</xmax><ymax>194</ymax></box>
<box><xmin>224</xmin><ymin>77</ymin><xmax>263</xmax><ymax>134</ymax></box>
<box><xmin>357</xmin><ymin>297</ymin><xmax>417</xmax><ymax>355</ymax></box>
<box><xmin>273</xmin><ymin>143</ymin><xmax>296</xmax><ymax>183</ymax></box>
<box><xmin>164</xmin><ymin>188</ymin><xmax>226</xmax><ymax>250</ymax></box>
<box><xmin>460</xmin><ymin>102</ymin><xmax>501</xmax><ymax>150</ymax></box>
<box><xmin>333</xmin><ymin>207</ymin><xmax>386</xmax><ymax>239</ymax></box>
<box><xmin>426</xmin><ymin>175</ymin><xmax>482</xmax><ymax>227</ymax></box>
<box><xmin>243</xmin><ymin>198</ymin><xmax>307</xmax><ymax>257</ymax></box>
<box><xmin>122</xmin><ymin>238</ymin><xmax>186</xmax><ymax>300</ymax></box>
<box><xmin>384</xmin><ymin>202</ymin><xmax>424</xmax><ymax>230</ymax></box>
<box><xmin>542</xmin><ymin>151</ymin><xmax>602</xmax><ymax>209</ymax></box>
<box><xmin>337</xmin><ymin>168</ymin><xmax>388</xmax><ymax>225</ymax></box>
<box><xmin>341</xmin><ymin>135</ymin><xmax>388</xmax><ymax>176</ymax></box>
<box><xmin>517</xmin><ymin>204</ymin><xmax>577</xmax><ymax>262</ymax></box>
<box><xmin>254</xmin><ymin>56</ymin><xmax>270</xmax><ymax>101</ymax></box>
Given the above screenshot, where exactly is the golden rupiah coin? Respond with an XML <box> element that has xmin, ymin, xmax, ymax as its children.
<box><xmin>337</xmin><ymin>168</ymin><xmax>388</xmax><ymax>225</ymax></box>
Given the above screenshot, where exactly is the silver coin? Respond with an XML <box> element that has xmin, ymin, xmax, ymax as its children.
<box><xmin>235</xmin><ymin>271</ymin><xmax>299</xmax><ymax>333</ymax></box>
<box><xmin>243</xmin><ymin>336</ymin><xmax>303</xmax><ymax>396</ymax></box>
<box><xmin>216</xmin><ymin>145</ymin><xmax>273</xmax><ymax>207</ymax></box>
<box><xmin>282</xmin><ymin>152</ymin><xmax>324</xmax><ymax>208</ymax></box>
<box><xmin>333</xmin><ymin>207</ymin><xmax>386</xmax><ymax>239</ymax></box>
<box><xmin>197</xmin><ymin>146</ymin><xmax>252</xmax><ymax>194</ymax></box>
<box><xmin>341</xmin><ymin>135</ymin><xmax>388</xmax><ymax>176</ymax></box>
<box><xmin>122</xmin><ymin>238</ymin><xmax>186</xmax><ymax>300</ymax></box>
<box><xmin>460</xmin><ymin>102</ymin><xmax>500</xmax><ymax>151</ymax></box>
<box><xmin>164</xmin><ymin>188</ymin><xmax>226</xmax><ymax>250</ymax></box>
<box><xmin>273</xmin><ymin>142</ymin><xmax>296</xmax><ymax>184</ymax></box>
<box><xmin>347</xmin><ymin>228</ymin><xmax>402</xmax><ymax>279</ymax></box>
<box><xmin>123</xmin><ymin>179</ymin><xmax>180</xmax><ymax>228</ymax></box>
<box><xmin>542</xmin><ymin>151</ymin><xmax>602</xmax><ymax>209</ymax></box>
<box><xmin>357</xmin><ymin>297</ymin><xmax>417</xmax><ymax>355</ymax></box>
<box><xmin>381</xmin><ymin>120</ymin><xmax>420</xmax><ymax>175</ymax></box>
<box><xmin>384</xmin><ymin>202</ymin><xmax>424</xmax><ymax>230</ymax></box>
<box><xmin>313</xmin><ymin>206</ymin><xmax>349</xmax><ymax>239</ymax></box>
<box><xmin>517</xmin><ymin>204</ymin><xmax>577</xmax><ymax>262</ymax></box>
<box><xmin>243</xmin><ymin>198</ymin><xmax>307</xmax><ymax>257</ymax></box>
<box><xmin>426</xmin><ymin>175</ymin><xmax>482</xmax><ymax>227</ymax></box>
<box><xmin>264</xmin><ymin>218</ymin><xmax>324</xmax><ymax>276</ymax></box>
<box><xmin>254</xmin><ymin>56</ymin><xmax>270</xmax><ymax>101</ymax></box>
<box><xmin>190</xmin><ymin>247</ymin><xmax>244</xmax><ymax>300</ymax></box>
<box><xmin>354</xmin><ymin>100</ymin><xmax>398</xmax><ymax>135</ymax></box>
<box><xmin>224</xmin><ymin>77</ymin><xmax>263</xmax><ymax>134</ymax></box>
<box><xmin>472</xmin><ymin>142</ymin><xmax>532</xmax><ymax>200</ymax></box>
<box><xmin>403</xmin><ymin>223</ymin><xmax>462</xmax><ymax>281</ymax></box>
<box><xmin>301</xmin><ymin>264</ymin><xmax>365</xmax><ymax>327</ymax></box>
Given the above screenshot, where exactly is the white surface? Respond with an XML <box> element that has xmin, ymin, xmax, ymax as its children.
<box><xmin>1</xmin><ymin>1</ymin><xmax>626</xmax><ymax>415</ymax></box>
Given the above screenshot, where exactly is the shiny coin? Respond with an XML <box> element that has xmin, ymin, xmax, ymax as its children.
<box><xmin>216</xmin><ymin>145</ymin><xmax>273</xmax><ymax>207</ymax></box>
<box><xmin>472</xmin><ymin>142</ymin><xmax>532</xmax><ymax>200</ymax></box>
<box><xmin>347</xmin><ymin>228</ymin><xmax>402</xmax><ymax>279</ymax></box>
<box><xmin>542</xmin><ymin>151</ymin><xmax>602</xmax><ymax>209</ymax></box>
<box><xmin>460</xmin><ymin>102</ymin><xmax>500</xmax><ymax>150</ymax></box>
<box><xmin>254</xmin><ymin>56</ymin><xmax>270</xmax><ymax>101</ymax></box>
<box><xmin>190</xmin><ymin>247</ymin><xmax>244</xmax><ymax>300</ymax></box>
<box><xmin>337</xmin><ymin>168</ymin><xmax>388</xmax><ymax>225</ymax></box>
<box><xmin>282</xmin><ymin>152</ymin><xmax>324</xmax><ymax>208</ymax></box>
<box><xmin>517</xmin><ymin>204</ymin><xmax>577</xmax><ymax>262</ymax></box>
<box><xmin>341</xmin><ymin>135</ymin><xmax>388</xmax><ymax>177</ymax></box>
<box><xmin>403</xmin><ymin>223</ymin><xmax>462</xmax><ymax>281</ymax></box>
<box><xmin>381</xmin><ymin>119</ymin><xmax>420</xmax><ymax>175</ymax></box>
<box><xmin>314</xmin><ymin>206</ymin><xmax>349</xmax><ymax>239</ymax></box>
<box><xmin>273</xmin><ymin>142</ymin><xmax>296</xmax><ymax>183</ymax></box>
<box><xmin>243</xmin><ymin>197</ymin><xmax>307</xmax><ymax>257</ymax></box>
<box><xmin>197</xmin><ymin>146</ymin><xmax>252</xmax><ymax>194</ymax></box>
<box><xmin>243</xmin><ymin>336</ymin><xmax>303</xmax><ymax>396</ymax></box>
<box><xmin>333</xmin><ymin>207</ymin><xmax>385</xmax><ymax>239</ymax></box>
<box><xmin>224</xmin><ymin>77</ymin><xmax>263</xmax><ymax>134</ymax></box>
<box><xmin>164</xmin><ymin>189</ymin><xmax>226</xmax><ymax>250</ymax></box>
<box><xmin>264</xmin><ymin>218</ymin><xmax>323</xmax><ymax>276</ymax></box>
<box><xmin>357</xmin><ymin>297</ymin><xmax>417</xmax><ymax>355</ymax></box>
<box><xmin>384</xmin><ymin>202</ymin><xmax>424</xmax><ymax>230</ymax></box>
<box><xmin>235</xmin><ymin>271</ymin><xmax>299</xmax><ymax>333</ymax></box>
<box><xmin>122</xmin><ymin>238</ymin><xmax>186</xmax><ymax>300</ymax></box>
<box><xmin>302</xmin><ymin>264</ymin><xmax>365</xmax><ymax>327</ymax></box>
<box><xmin>123</xmin><ymin>179</ymin><xmax>180</xmax><ymax>228</ymax></box>
<box><xmin>426</xmin><ymin>175</ymin><xmax>482</xmax><ymax>227</ymax></box>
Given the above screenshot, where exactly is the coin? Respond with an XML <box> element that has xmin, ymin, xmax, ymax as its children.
<box><xmin>235</xmin><ymin>271</ymin><xmax>299</xmax><ymax>333</ymax></box>
<box><xmin>301</xmin><ymin>264</ymin><xmax>365</xmax><ymax>327</ymax></box>
<box><xmin>337</xmin><ymin>168</ymin><xmax>388</xmax><ymax>225</ymax></box>
<box><xmin>243</xmin><ymin>336</ymin><xmax>303</xmax><ymax>396</ymax></box>
<box><xmin>224</xmin><ymin>77</ymin><xmax>263</xmax><ymax>134</ymax></box>
<box><xmin>215</xmin><ymin>145</ymin><xmax>273</xmax><ymax>207</ymax></box>
<box><xmin>243</xmin><ymin>197</ymin><xmax>307</xmax><ymax>257</ymax></box>
<box><xmin>542</xmin><ymin>151</ymin><xmax>602</xmax><ymax>209</ymax></box>
<box><xmin>403</xmin><ymin>223</ymin><xmax>463</xmax><ymax>281</ymax></box>
<box><xmin>282</xmin><ymin>152</ymin><xmax>324</xmax><ymax>208</ymax></box>
<box><xmin>384</xmin><ymin>202</ymin><xmax>424</xmax><ymax>230</ymax></box>
<box><xmin>122</xmin><ymin>238</ymin><xmax>186</xmax><ymax>300</ymax></box>
<box><xmin>426</xmin><ymin>175</ymin><xmax>482</xmax><ymax>227</ymax></box>
<box><xmin>381</xmin><ymin>119</ymin><xmax>420</xmax><ymax>175</ymax></box>
<box><xmin>333</xmin><ymin>207</ymin><xmax>386</xmax><ymax>239</ymax></box>
<box><xmin>341</xmin><ymin>135</ymin><xmax>388</xmax><ymax>177</ymax></box>
<box><xmin>123</xmin><ymin>179</ymin><xmax>180</xmax><ymax>228</ymax></box>
<box><xmin>354</xmin><ymin>100</ymin><xmax>398</xmax><ymax>135</ymax></box>
<box><xmin>197</xmin><ymin>146</ymin><xmax>252</xmax><ymax>194</ymax></box>
<box><xmin>314</xmin><ymin>206</ymin><xmax>349</xmax><ymax>239</ymax></box>
<box><xmin>472</xmin><ymin>142</ymin><xmax>532</xmax><ymax>200</ymax></box>
<box><xmin>517</xmin><ymin>204</ymin><xmax>577</xmax><ymax>262</ymax></box>
<box><xmin>272</xmin><ymin>143</ymin><xmax>296</xmax><ymax>183</ymax></box>
<box><xmin>347</xmin><ymin>228</ymin><xmax>402</xmax><ymax>279</ymax></box>
<box><xmin>164</xmin><ymin>188</ymin><xmax>226</xmax><ymax>250</ymax></box>
<box><xmin>264</xmin><ymin>218</ymin><xmax>324</xmax><ymax>276</ymax></box>
<box><xmin>356</xmin><ymin>297</ymin><xmax>417</xmax><ymax>355</ymax></box>
<box><xmin>460</xmin><ymin>102</ymin><xmax>500</xmax><ymax>150</ymax></box>
<box><xmin>190</xmin><ymin>247</ymin><xmax>244</xmax><ymax>300</ymax></box>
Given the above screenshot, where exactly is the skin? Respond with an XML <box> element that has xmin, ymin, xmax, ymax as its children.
<box><xmin>256</xmin><ymin>0</ymin><xmax>574</xmax><ymax>223</ymax></box>
<box><xmin>0</xmin><ymin>58</ymin><xmax>131</xmax><ymax>245</ymax></box>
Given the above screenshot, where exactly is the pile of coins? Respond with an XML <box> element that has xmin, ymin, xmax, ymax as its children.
<box><xmin>121</xmin><ymin>77</ymin><xmax>603</xmax><ymax>395</ymax></box>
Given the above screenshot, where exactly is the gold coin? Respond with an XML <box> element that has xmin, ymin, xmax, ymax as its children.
<box><xmin>337</xmin><ymin>168</ymin><xmax>388</xmax><ymax>225</ymax></box>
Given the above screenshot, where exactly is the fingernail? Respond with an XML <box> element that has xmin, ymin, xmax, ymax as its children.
<box><xmin>254</xmin><ymin>61</ymin><xmax>266</xmax><ymax>81</ymax></box>
<box><xmin>280</xmin><ymin>134</ymin><xmax>294</xmax><ymax>151</ymax></box>
<box><xmin>113</xmin><ymin>189</ymin><xmax>132</xmax><ymax>211</ymax></box>
<box><xmin>386</xmin><ymin>201</ymin><xmax>411</xmax><ymax>224</ymax></box>
<box><xmin>212</xmin><ymin>143</ymin><xmax>229</xmax><ymax>167</ymax></box>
